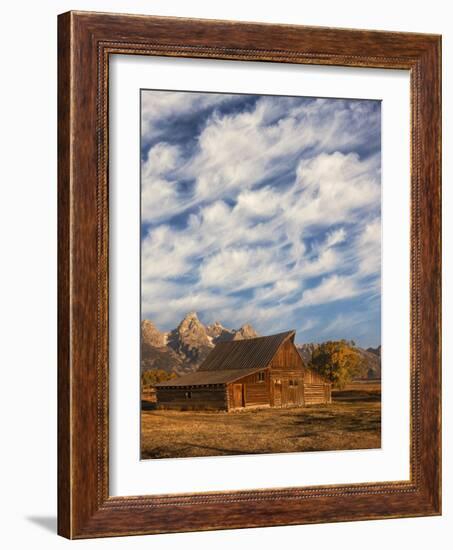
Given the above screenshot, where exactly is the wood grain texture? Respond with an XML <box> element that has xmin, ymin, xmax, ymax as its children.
<box><xmin>57</xmin><ymin>10</ymin><xmax>441</xmax><ymax>539</ymax></box>
<box><xmin>57</xmin><ymin>11</ymin><xmax>71</xmax><ymax>538</ymax></box>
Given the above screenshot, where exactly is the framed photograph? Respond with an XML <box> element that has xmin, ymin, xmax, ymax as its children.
<box><xmin>58</xmin><ymin>11</ymin><xmax>441</xmax><ymax>538</ymax></box>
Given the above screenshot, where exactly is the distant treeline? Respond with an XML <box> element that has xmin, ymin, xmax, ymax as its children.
<box><xmin>141</xmin><ymin>369</ymin><xmax>177</xmax><ymax>389</ymax></box>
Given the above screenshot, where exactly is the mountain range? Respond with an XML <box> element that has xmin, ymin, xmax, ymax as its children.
<box><xmin>141</xmin><ymin>312</ymin><xmax>259</xmax><ymax>375</ymax></box>
<box><xmin>141</xmin><ymin>313</ymin><xmax>381</xmax><ymax>379</ymax></box>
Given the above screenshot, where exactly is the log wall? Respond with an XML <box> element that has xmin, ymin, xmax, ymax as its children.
<box><xmin>304</xmin><ymin>383</ymin><xmax>332</xmax><ymax>405</ymax></box>
<box><xmin>156</xmin><ymin>385</ymin><xmax>227</xmax><ymax>410</ymax></box>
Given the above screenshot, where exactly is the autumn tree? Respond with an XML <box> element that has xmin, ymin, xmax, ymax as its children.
<box><xmin>309</xmin><ymin>340</ymin><xmax>364</xmax><ymax>389</ymax></box>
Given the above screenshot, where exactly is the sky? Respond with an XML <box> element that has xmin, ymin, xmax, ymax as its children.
<box><xmin>140</xmin><ymin>90</ymin><xmax>381</xmax><ymax>348</ymax></box>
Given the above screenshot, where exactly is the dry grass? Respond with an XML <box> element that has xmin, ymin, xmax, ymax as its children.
<box><xmin>141</xmin><ymin>388</ymin><xmax>381</xmax><ymax>459</ymax></box>
<box><xmin>341</xmin><ymin>380</ymin><xmax>382</xmax><ymax>392</ymax></box>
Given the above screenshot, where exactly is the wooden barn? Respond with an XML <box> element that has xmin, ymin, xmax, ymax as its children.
<box><xmin>155</xmin><ymin>331</ymin><xmax>331</xmax><ymax>411</ymax></box>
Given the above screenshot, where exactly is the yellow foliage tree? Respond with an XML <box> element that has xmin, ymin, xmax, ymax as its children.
<box><xmin>310</xmin><ymin>340</ymin><xmax>364</xmax><ymax>389</ymax></box>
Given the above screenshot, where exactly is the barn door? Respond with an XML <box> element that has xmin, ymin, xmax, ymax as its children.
<box><xmin>232</xmin><ymin>384</ymin><xmax>244</xmax><ymax>408</ymax></box>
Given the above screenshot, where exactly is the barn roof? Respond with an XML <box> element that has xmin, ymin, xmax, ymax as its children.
<box><xmin>198</xmin><ymin>330</ymin><xmax>295</xmax><ymax>372</ymax></box>
<box><xmin>154</xmin><ymin>368</ymin><xmax>265</xmax><ymax>387</ymax></box>
<box><xmin>155</xmin><ymin>330</ymin><xmax>295</xmax><ymax>388</ymax></box>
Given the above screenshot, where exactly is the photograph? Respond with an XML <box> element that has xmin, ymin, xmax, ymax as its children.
<box><xmin>140</xmin><ymin>89</ymin><xmax>382</xmax><ymax>459</ymax></box>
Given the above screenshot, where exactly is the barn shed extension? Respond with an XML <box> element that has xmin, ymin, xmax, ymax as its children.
<box><xmin>155</xmin><ymin>331</ymin><xmax>331</xmax><ymax>411</ymax></box>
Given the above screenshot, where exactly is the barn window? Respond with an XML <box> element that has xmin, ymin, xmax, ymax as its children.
<box><xmin>185</xmin><ymin>391</ymin><xmax>192</xmax><ymax>399</ymax></box>
<box><xmin>257</xmin><ymin>372</ymin><xmax>265</xmax><ymax>382</ymax></box>
<box><xmin>294</xmin><ymin>379</ymin><xmax>299</xmax><ymax>386</ymax></box>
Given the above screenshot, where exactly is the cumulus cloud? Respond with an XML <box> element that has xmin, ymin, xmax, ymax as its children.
<box><xmin>141</xmin><ymin>143</ymin><xmax>182</xmax><ymax>222</ymax></box>
<box><xmin>140</xmin><ymin>90</ymin><xmax>381</xmax><ymax>345</ymax></box>
<box><xmin>141</xmin><ymin>90</ymin><xmax>235</xmax><ymax>138</ymax></box>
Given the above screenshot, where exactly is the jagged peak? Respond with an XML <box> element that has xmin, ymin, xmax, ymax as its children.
<box><xmin>141</xmin><ymin>318</ymin><xmax>167</xmax><ymax>348</ymax></box>
<box><xmin>206</xmin><ymin>320</ymin><xmax>227</xmax><ymax>331</ymax></box>
<box><xmin>141</xmin><ymin>318</ymin><xmax>156</xmax><ymax>327</ymax></box>
<box><xmin>178</xmin><ymin>311</ymin><xmax>202</xmax><ymax>326</ymax></box>
<box><xmin>184</xmin><ymin>311</ymin><xmax>199</xmax><ymax>319</ymax></box>
<box><xmin>232</xmin><ymin>323</ymin><xmax>259</xmax><ymax>340</ymax></box>
<box><xmin>174</xmin><ymin>312</ymin><xmax>209</xmax><ymax>341</ymax></box>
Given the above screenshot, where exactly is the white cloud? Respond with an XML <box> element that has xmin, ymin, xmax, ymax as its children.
<box><xmin>140</xmin><ymin>92</ymin><xmax>381</xmax><ymax>340</ymax></box>
<box><xmin>301</xmin><ymin>248</ymin><xmax>340</xmax><ymax>278</ymax></box>
<box><xmin>141</xmin><ymin>91</ymin><xmax>233</xmax><ymax>138</ymax></box>
<box><xmin>199</xmin><ymin>246</ymin><xmax>286</xmax><ymax>292</ymax></box>
<box><xmin>356</xmin><ymin>218</ymin><xmax>381</xmax><ymax>276</ymax></box>
<box><xmin>285</xmin><ymin>152</ymin><xmax>381</xmax><ymax>227</ymax></box>
<box><xmin>235</xmin><ymin>187</ymin><xmax>281</xmax><ymax>218</ymax></box>
<box><xmin>299</xmin><ymin>275</ymin><xmax>362</xmax><ymax>307</ymax></box>
<box><xmin>141</xmin><ymin>178</ymin><xmax>180</xmax><ymax>225</ymax></box>
<box><xmin>320</xmin><ymin>312</ymin><xmax>366</xmax><ymax>336</ymax></box>
<box><xmin>141</xmin><ymin>94</ymin><xmax>381</xmax><ymax>224</ymax></box>
<box><xmin>142</xmin><ymin>142</ymin><xmax>181</xmax><ymax>177</ymax></box>
<box><xmin>298</xmin><ymin>227</ymin><xmax>347</xmax><ymax>277</ymax></box>
<box><xmin>184</xmin><ymin>98</ymin><xmax>378</xmax><ymax>207</ymax></box>
<box><xmin>325</xmin><ymin>227</ymin><xmax>347</xmax><ymax>248</ymax></box>
<box><xmin>141</xmin><ymin>277</ymin><xmax>236</xmax><ymax>326</ymax></box>
<box><xmin>254</xmin><ymin>279</ymin><xmax>301</xmax><ymax>303</ymax></box>
<box><xmin>299</xmin><ymin>318</ymin><xmax>318</xmax><ymax>332</ymax></box>
<box><xmin>141</xmin><ymin>143</ymin><xmax>183</xmax><ymax>222</ymax></box>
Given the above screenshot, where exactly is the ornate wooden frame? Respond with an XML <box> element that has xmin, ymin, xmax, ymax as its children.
<box><xmin>58</xmin><ymin>11</ymin><xmax>441</xmax><ymax>539</ymax></box>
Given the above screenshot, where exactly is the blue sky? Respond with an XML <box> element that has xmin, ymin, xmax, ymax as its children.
<box><xmin>141</xmin><ymin>90</ymin><xmax>381</xmax><ymax>347</ymax></box>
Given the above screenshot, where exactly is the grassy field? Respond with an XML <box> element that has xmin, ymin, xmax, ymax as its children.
<box><xmin>141</xmin><ymin>383</ymin><xmax>381</xmax><ymax>459</ymax></box>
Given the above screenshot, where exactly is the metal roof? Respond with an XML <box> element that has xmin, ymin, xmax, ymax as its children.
<box><xmin>155</xmin><ymin>331</ymin><xmax>295</xmax><ymax>388</ymax></box>
<box><xmin>154</xmin><ymin>367</ymin><xmax>265</xmax><ymax>387</ymax></box>
<box><xmin>198</xmin><ymin>330</ymin><xmax>295</xmax><ymax>372</ymax></box>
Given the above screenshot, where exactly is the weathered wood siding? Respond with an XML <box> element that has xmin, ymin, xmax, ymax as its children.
<box><xmin>227</xmin><ymin>370</ymin><xmax>271</xmax><ymax>410</ymax></box>
<box><xmin>303</xmin><ymin>367</ymin><xmax>332</xmax><ymax>405</ymax></box>
<box><xmin>268</xmin><ymin>340</ymin><xmax>305</xmax><ymax>407</ymax></box>
<box><xmin>304</xmin><ymin>368</ymin><xmax>329</xmax><ymax>384</ymax></box>
<box><xmin>304</xmin><ymin>383</ymin><xmax>332</xmax><ymax>405</ymax></box>
<box><xmin>156</xmin><ymin>385</ymin><xmax>227</xmax><ymax>410</ymax></box>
